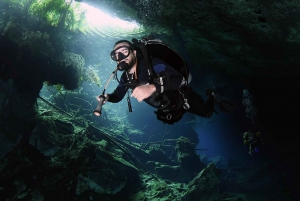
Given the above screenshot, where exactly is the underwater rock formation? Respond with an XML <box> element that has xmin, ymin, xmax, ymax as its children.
<box><xmin>176</xmin><ymin>136</ymin><xmax>205</xmax><ymax>180</ymax></box>
<box><xmin>89</xmin><ymin>0</ymin><xmax>300</xmax><ymax>78</ymax></box>
<box><xmin>0</xmin><ymin>19</ymin><xmax>84</xmax><ymax>90</ymax></box>
<box><xmin>0</xmin><ymin>10</ymin><xmax>85</xmax><ymax>141</ymax></box>
<box><xmin>0</xmin><ymin>1</ymin><xmax>299</xmax><ymax>200</ymax></box>
<box><xmin>183</xmin><ymin>163</ymin><xmax>221</xmax><ymax>201</ymax></box>
<box><xmin>0</xmin><ymin>105</ymin><xmax>226</xmax><ymax>200</ymax></box>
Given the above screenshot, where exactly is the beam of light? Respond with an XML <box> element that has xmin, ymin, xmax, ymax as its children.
<box><xmin>71</xmin><ymin>1</ymin><xmax>144</xmax><ymax>38</ymax></box>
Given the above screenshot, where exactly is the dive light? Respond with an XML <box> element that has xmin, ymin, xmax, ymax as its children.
<box><xmin>93</xmin><ymin>67</ymin><xmax>118</xmax><ymax>116</ymax></box>
<box><xmin>93</xmin><ymin>95</ymin><xmax>106</xmax><ymax>116</ymax></box>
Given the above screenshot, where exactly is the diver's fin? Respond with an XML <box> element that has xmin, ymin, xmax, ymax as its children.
<box><xmin>214</xmin><ymin>93</ymin><xmax>236</xmax><ymax>114</ymax></box>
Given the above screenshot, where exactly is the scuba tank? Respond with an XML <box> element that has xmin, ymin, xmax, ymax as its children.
<box><xmin>132</xmin><ymin>36</ymin><xmax>191</xmax><ymax>111</ymax></box>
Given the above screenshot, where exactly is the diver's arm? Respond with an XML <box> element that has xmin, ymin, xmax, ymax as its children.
<box><xmin>131</xmin><ymin>84</ymin><xmax>156</xmax><ymax>102</ymax></box>
<box><xmin>107</xmin><ymin>76</ymin><xmax>128</xmax><ymax>103</ymax></box>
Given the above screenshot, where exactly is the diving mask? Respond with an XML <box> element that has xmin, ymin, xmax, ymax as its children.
<box><xmin>110</xmin><ymin>45</ymin><xmax>133</xmax><ymax>61</ymax></box>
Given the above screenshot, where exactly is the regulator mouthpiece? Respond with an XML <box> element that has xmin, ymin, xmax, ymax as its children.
<box><xmin>117</xmin><ymin>61</ymin><xmax>130</xmax><ymax>71</ymax></box>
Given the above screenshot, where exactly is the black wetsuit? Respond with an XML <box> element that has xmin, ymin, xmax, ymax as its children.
<box><xmin>108</xmin><ymin>57</ymin><xmax>214</xmax><ymax>123</ymax></box>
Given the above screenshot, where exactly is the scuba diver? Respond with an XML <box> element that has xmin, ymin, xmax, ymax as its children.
<box><xmin>243</xmin><ymin>130</ymin><xmax>264</xmax><ymax>155</ymax></box>
<box><xmin>95</xmin><ymin>37</ymin><xmax>235</xmax><ymax>124</ymax></box>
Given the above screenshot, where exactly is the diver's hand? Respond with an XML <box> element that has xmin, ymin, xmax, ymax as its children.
<box><xmin>131</xmin><ymin>84</ymin><xmax>156</xmax><ymax>102</ymax></box>
<box><xmin>96</xmin><ymin>94</ymin><xmax>109</xmax><ymax>104</ymax></box>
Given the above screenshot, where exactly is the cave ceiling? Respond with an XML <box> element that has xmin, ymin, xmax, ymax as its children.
<box><xmin>85</xmin><ymin>0</ymin><xmax>300</xmax><ymax>78</ymax></box>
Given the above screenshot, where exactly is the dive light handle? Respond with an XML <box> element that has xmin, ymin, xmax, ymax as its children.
<box><xmin>93</xmin><ymin>95</ymin><xmax>106</xmax><ymax>116</ymax></box>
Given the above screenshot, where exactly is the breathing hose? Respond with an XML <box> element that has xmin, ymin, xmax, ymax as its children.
<box><xmin>93</xmin><ymin>67</ymin><xmax>118</xmax><ymax>116</ymax></box>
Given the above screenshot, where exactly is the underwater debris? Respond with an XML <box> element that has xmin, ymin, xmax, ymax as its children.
<box><xmin>82</xmin><ymin>66</ymin><xmax>101</xmax><ymax>86</ymax></box>
<box><xmin>1</xmin><ymin>88</ymin><xmax>283</xmax><ymax>200</ymax></box>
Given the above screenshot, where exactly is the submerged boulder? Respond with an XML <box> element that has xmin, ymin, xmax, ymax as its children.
<box><xmin>176</xmin><ymin>136</ymin><xmax>205</xmax><ymax>179</ymax></box>
<box><xmin>183</xmin><ymin>163</ymin><xmax>222</xmax><ymax>201</ymax></box>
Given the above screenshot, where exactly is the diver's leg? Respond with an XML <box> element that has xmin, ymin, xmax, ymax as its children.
<box><xmin>186</xmin><ymin>90</ymin><xmax>214</xmax><ymax>118</ymax></box>
<box><xmin>249</xmin><ymin>144</ymin><xmax>253</xmax><ymax>155</ymax></box>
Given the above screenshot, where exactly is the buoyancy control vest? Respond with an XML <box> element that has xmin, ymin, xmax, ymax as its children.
<box><xmin>131</xmin><ymin>36</ymin><xmax>191</xmax><ymax>124</ymax></box>
<box><xmin>131</xmin><ymin>36</ymin><xmax>190</xmax><ymax>85</ymax></box>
